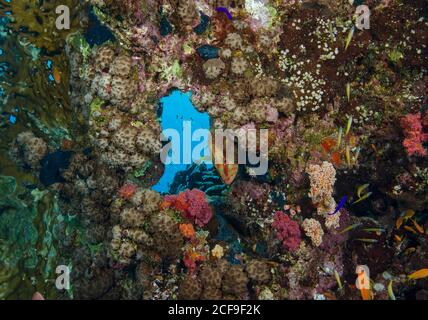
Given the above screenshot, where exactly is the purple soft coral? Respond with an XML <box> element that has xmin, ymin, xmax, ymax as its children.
<box><xmin>272</xmin><ymin>211</ymin><xmax>301</xmax><ymax>252</ymax></box>
<box><xmin>400</xmin><ymin>113</ymin><xmax>427</xmax><ymax>157</ymax></box>
<box><xmin>164</xmin><ymin>189</ymin><xmax>213</xmax><ymax>227</ymax></box>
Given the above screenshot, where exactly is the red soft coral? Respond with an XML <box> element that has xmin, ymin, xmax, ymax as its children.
<box><xmin>400</xmin><ymin>113</ymin><xmax>428</xmax><ymax>157</ymax></box>
<box><xmin>164</xmin><ymin>189</ymin><xmax>213</xmax><ymax>227</ymax></box>
<box><xmin>272</xmin><ymin>211</ymin><xmax>301</xmax><ymax>252</ymax></box>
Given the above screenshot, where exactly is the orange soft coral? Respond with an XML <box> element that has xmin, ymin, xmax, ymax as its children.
<box><xmin>179</xmin><ymin>223</ymin><xmax>196</xmax><ymax>239</ymax></box>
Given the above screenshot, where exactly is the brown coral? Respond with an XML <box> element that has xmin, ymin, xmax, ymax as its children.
<box><xmin>12</xmin><ymin>131</ymin><xmax>48</xmax><ymax>168</ymax></box>
<box><xmin>178</xmin><ymin>274</ymin><xmax>202</xmax><ymax>300</ymax></box>
<box><xmin>222</xmin><ymin>265</ymin><xmax>248</xmax><ymax>298</ymax></box>
<box><xmin>245</xmin><ymin>259</ymin><xmax>272</xmax><ymax>285</ymax></box>
<box><xmin>150</xmin><ymin>210</ymin><xmax>184</xmax><ymax>258</ymax></box>
<box><xmin>199</xmin><ymin>265</ymin><xmax>223</xmax><ymax>289</ymax></box>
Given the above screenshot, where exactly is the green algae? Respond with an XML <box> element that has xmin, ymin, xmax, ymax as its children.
<box><xmin>67</xmin><ymin>33</ymin><xmax>91</xmax><ymax>64</ymax></box>
<box><xmin>387</xmin><ymin>49</ymin><xmax>404</xmax><ymax>64</ymax></box>
<box><xmin>133</xmin><ymin>160</ymin><xmax>153</xmax><ymax>178</ymax></box>
<box><xmin>0</xmin><ymin>3</ymin><xmax>85</xmax><ymax>299</ymax></box>
<box><xmin>0</xmin><ymin>177</ymin><xmax>62</xmax><ymax>299</ymax></box>
<box><xmin>0</xmin><ymin>175</ymin><xmax>16</xmax><ymax>198</ymax></box>
<box><xmin>0</xmin><ymin>0</ymin><xmax>84</xmax><ymax>52</ymax></box>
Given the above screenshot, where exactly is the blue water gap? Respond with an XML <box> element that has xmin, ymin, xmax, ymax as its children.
<box><xmin>152</xmin><ymin>90</ymin><xmax>212</xmax><ymax>193</ymax></box>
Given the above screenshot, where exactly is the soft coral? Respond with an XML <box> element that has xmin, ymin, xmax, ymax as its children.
<box><xmin>163</xmin><ymin>189</ymin><xmax>213</xmax><ymax>227</ymax></box>
<box><xmin>272</xmin><ymin>211</ymin><xmax>301</xmax><ymax>252</ymax></box>
<box><xmin>400</xmin><ymin>113</ymin><xmax>428</xmax><ymax>157</ymax></box>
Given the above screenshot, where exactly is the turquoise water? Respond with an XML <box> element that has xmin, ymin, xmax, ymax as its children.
<box><xmin>152</xmin><ymin>90</ymin><xmax>212</xmax><ymax>193</ymax></box>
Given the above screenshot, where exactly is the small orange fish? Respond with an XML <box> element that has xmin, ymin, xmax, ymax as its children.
<box><xmin>403</xmin><ymin>209</ymin><xmax>416</xmax><ymax>219</ymax></box>
<box><xmin>411</xmin><ymin>219</ymin><xmax>424</xmax><ymax>234</ymax></box>
<box><xmin>404</xmin><ymin>247</ymin><xmax>416</xmax><ymax>255</ymax></box>
<box><xmin>331</xmin><ymin>152</ymin><xmax>341</xmax><ymax>166</ymax></box>
<box><xmin>360</xmin><ymin>288</ymin><xmax>373</xmax><ymax>300</ymax></box>
<box><xmin>404</xmin><ymin>226</ymin><xmax>418</xmax><ymax>234</ymax></box>
<box><xmin>394</xmin><ymin>235</ymin><xmax>402</xmax><ymax>242</ymax></box>
<box><xmin>53</xmin><ymin>67</ymin><xmax>61</xmax><ymax>84</ymax></box>
<box><xmin>396</xmin><ymin>217</ymin><xmax>404</xmax><ymax>229</ymax></box>
<box><xmin>396</xmin><ymin>209</ymin><xmax>415</xmax><ymax>229</ymax></box>
<box><xmin>408</xmin><ymin>269</ymin><xmax>428</xmax><ymax>280</ymax></box>
<box><xmin>321</xmin><ymin>138</ymin><xmax>336</xmax><ymax>153</ymax></box>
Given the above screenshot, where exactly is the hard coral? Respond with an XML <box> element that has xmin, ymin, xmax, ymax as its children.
<box><xmin>178</xmin><ymin>274</ymin><xmax>202</xmax><ymax>300</ymax></box>
<box><xmin>12</xmin><ymin>131</ymin><xmax>48</xmax><ymax>169</ymax></box>
<box><xmin>150</xmin><ymin>209</ymin><xmax>184</xmax><ymax>258</ymax></box>
<box><xmin>245</xmin><ymin>259</ymin><xmax>272</xmax><ymax>285</ymax></box>
<box><xmin>272</xmin><ymin>211</ymin><xmax>302</xmax><ymax>252</ymax></box>
<box><xmin>302</xmin><ymin>218</ymin><xmax>324</xmax><ymax>247</ymax></box>
<box><xmin>306</xmin><ymin>161</ymin><xmax>338</xmax><ymax>227</ymax></box>
<box><xmin>222</xmin><ymin>264</ymin><xmax>249</xmax><ymax>298</ymax></box>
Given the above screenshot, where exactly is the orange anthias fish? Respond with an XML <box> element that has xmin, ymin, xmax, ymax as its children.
<box><xmin>404</xmin><ymin>225</ymin><xmax>418</xmax><ymax>235</ymax></box>
<box><xmin>53</xmin><ymin>67</ymin><xmax>61</xmax><ymax>84</ymax></box>
<box><xmin>396</xmin><ymin>209</ymin><xmax>415</xmax><ymax>229</ymax></box>
<box><xmin>331</xmin><ymin>152</ymin><xmax>341</xmax><ymax>166</ymax></box>
<box><xmin>408</xmin><ymin>268</ymin><xmax>428</xmax><ymax>280</ymax></box>
<box><xmin>360</xmin><ymin>288</ymin><xmax>373</xmax><ymax>300</ymax></box>
<box><xmin>321</xmin><ymin>138</ymin><xmax>336</xmax><ymax>153</ymax></box>
<box><xmin>411</xmin><ymin>219</ymin><xmax>424</xmax><ymax>234</ymax></box>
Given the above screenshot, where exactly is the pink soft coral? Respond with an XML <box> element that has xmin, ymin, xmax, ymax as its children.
<box><xmin>272</xmin><ymin>211</ymin><xmax>301</xmax><ymax>252</ymax></box>
<box><xmin>163</xmin><ymin>189</ymin><xmax>213</xmax><ymax>227</ymax></box>
<box><xmin>400</xmin><ymin>113</ymin><xmax>427</xmax><ymax>157</ymax></box>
